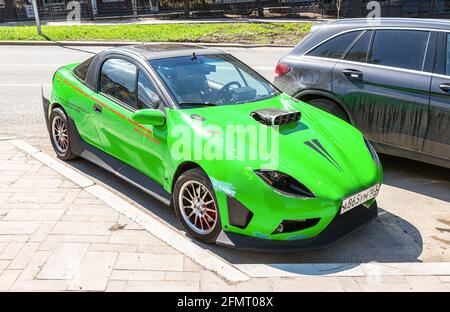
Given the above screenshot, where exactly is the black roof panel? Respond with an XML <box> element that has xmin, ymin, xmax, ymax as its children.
<box><xmin>114</xmin><ymin>44</ymin><xmax>225</xmax><ymax>60</ymax></box>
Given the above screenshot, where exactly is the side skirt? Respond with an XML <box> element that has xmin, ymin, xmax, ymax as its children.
<box><xmin>67</xmin><ymin>116</ymin><xmax>172</xmax><ymax>206</ymax></box>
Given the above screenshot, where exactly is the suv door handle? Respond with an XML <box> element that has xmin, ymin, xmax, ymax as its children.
<box><xmin>93</xmin><ymin>103</ymin><xmax>102</xmax><ymax>113</ymax></box>
<box><xmin>439</xmin><ymin>83</ymin><xmax>450</xmax><ymax>92</ymax></box>
<box><xmin>343</xmin><ymin>69</ymin><xmax>363</xmax><ymax>79</ymax></box>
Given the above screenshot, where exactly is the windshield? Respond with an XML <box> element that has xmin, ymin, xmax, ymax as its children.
<box><xmin>149</xmin><ymin>54</ymin><xmax>279</xmax><ymax>108</ymax></box>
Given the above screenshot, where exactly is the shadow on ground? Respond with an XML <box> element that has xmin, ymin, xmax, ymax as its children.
<box><xmin>65</xmin><ymin>153</ymin><xmax>430</xmax><ymax>268</ymax></box>
<box><xmin>380</xmin><ymin>154</ymin><xmax>450</xmax><ymax>203</ymax></box>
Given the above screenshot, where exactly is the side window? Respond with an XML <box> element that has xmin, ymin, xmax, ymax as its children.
<box><xmin>306</xmin><ymin>31</ymin><xmax>361</xmax><ymax>59</ymax></box>
<box><xmin>73</xmin><ymin>57</ymin><xmax>93</xmax><ymax>82</ymax></box>
<box><xmin>137</xmin><ymin>71</ymin><xmax>162</xmax><ymax>109</ymax></box>
<box><xmin>446</xmin><ymin>34</ymin><xmax>450</xmax><ymax>76</ymax></box>
<box><xmin>369</xmin><ymin>30</ymin><xmax>430</xmax><ymax>71</ymax></box>
<box><xmin>344</xmin><ymin>31</ymin><xmax>372</xmax><ymax>63</ymax></box>
<box><xmin>100</xmin><ymin>58</ymin><xmax>137</xmax><ymax>108</ymax></box>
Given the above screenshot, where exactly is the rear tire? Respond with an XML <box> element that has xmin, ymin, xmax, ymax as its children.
<box><xmin>173</xmin><ymin>168</ymin><xmax>222</xmax><ymax>244</ymax></box>
<box><xmin>307</xmin><ymin>98</ymin><xmax>350</xmax><ymax>123</ymax></box>
<box><xmin>49</xmin><ymin>107</ymin><xmax>78</xmax><ymax>161</ymax></box>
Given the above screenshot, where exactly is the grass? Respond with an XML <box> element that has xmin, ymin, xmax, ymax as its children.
<box><xmin>0</xmin><ymin>22</ymin><xmax>312</xmax><ymax>45</ymax></box>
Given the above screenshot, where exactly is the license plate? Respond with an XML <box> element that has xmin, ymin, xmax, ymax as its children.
<box><xmin>340</xmin><ymin>184</ymin><xmax>380</xmax><ymax>215</ymax></box>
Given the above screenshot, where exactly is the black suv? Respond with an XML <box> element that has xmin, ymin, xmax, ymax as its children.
<box><xmin>274</xmin><ymin>18</ymin><xmax>450</xmax><ymax>169</ymax></box>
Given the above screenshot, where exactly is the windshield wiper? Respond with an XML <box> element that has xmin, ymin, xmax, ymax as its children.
<box><xmin>178</xmin><ymin>102</ymin><xmax>218</xmax><ymax>107</ymax></box>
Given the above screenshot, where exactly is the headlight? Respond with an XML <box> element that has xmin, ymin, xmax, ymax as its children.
<box><xmin>364</xmin><ymin>137</ymin><xmax>380</xmax><ymax>166</ymax></box>
<box><xmin>254</xmin><ymin>170</ymin><xmax>315</xmax><ymax>198</ymax></box>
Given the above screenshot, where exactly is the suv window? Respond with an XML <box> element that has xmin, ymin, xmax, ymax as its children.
<box><xmin>137</xmin><ymin>70</ymin><xmax>162</xmax><ymax>109</ymax></box>
<box><xmin>307</xmin><ymin>31</ymin><xmax>361</xmax><ymax>59</ymax></box>
<box><xmin>369</xmin><ymin>30</ymin><xmax>430</xmax><ymax>71</ymax></box>
<box><xmin>344</xmin><ymin>31</ymin><xmax>372</xmax><ymax>63</ymax></box>
<box><xmin>73</xmin><ymin>57</ymin><xmax>93</xmax><ymax>82</ymax></box>
<box><xmin>100</xmin><ymin>58</ymin><xmax>137</xmax><ymax>108</ymax></box>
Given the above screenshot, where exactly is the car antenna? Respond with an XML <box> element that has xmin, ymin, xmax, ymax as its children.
<box><xmin>191</xmin><ymin>52</ymin><xmax>197</xmax><ymax>61</ymax></box>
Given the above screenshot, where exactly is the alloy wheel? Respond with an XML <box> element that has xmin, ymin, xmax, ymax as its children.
<box><xmin>178</xmin><ymin>180</ymin><xmax>218</xmax><ymax>235</ymax></box>
<box><xmin>51</xmin><ymin>116</ymin><xmax>69</xmax><ymax>153</ymax></box>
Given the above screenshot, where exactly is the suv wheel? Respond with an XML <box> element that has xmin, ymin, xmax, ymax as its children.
<box><xmin>307</xmin><ymin>98</ymin><xmax>350</xmax><ymax>123</ymax></box>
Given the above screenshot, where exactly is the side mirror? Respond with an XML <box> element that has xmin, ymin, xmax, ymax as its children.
<box><xmin>131</xmin><ymin>109</ymin><xmax>166</xmax><ymax>127</ymax></box>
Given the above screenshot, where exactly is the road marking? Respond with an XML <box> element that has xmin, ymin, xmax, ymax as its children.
<box><xmin>0</xmin><ymin>136</ymin><xmax>18</xmax><ymax>141</ymax></box>
<box><xmin>7</xmin><ymin>139</ymin><xmax>250</xmax><ymax>283</ymax></box>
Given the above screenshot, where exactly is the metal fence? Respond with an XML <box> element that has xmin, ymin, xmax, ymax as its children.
<box><xmin>1</xmin><ymin>0</ymin><xmax>450</xmax><ymax>24</ymax></box>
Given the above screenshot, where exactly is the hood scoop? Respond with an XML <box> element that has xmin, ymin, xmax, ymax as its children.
<box><xmin>250</xmin><ymin>108</ymin><xmax>301</xmax><ymax>126</ymax></box>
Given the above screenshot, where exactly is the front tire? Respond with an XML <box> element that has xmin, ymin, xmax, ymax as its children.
<box><xmin>49</xmin><ymin>107</ymin><xmax>77</xmax><ymax>160</ymax></box>
<box><xmin>173</xmin><ymin>168</ymin><xmax>222</xmax><ymax>243</ymax></box>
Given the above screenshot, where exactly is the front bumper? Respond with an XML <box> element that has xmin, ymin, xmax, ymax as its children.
<box><xmin>216</xmin><ymin>201</ymin><xmax>378</xmax><ymax>252</ymax></box>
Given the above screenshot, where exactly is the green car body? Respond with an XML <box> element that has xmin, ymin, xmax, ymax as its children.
<box><xmin>45</xmin><ymin>45</ymin><xmax>382</xmax><ymax>249</ymax></box>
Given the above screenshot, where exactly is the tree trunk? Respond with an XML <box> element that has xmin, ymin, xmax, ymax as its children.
<box><xmin>150</xmin><ymin>0</ymin><xmax>159</xmax><ymax>12</ymax></box>
<box><xmin>430</xmin><ymin>0</ymin><xmax>436</xmax><ymax>17</ymax></box>
<box><xmin>184</xmin><ymin>0</ymin><xmax>189</xmax><ymax>19</ymax></box>
<box><xmin>256</xmin><ymin>0</ymin><xmax>264</xmax><ymax>17</ymax></box>
<box><xmin>87</xmin><ymin>0</ymin><xmax>94</xmax><ymax>21</ymax></box>
<box><xmin>131</xmin><ymin>0</ymin><xmax>138</xmax><ymax>19</ymax></box>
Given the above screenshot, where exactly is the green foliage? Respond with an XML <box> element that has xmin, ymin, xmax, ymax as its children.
<box><xmin>0</xmin><ymin>22</ymin><xmax>312</xmax><ymax>45</ymax></box>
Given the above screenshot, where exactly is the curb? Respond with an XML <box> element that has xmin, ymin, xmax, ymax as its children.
<box><xmin>6</xmin><ymin>138</ymin><xmax>250</xmax><ymax>284</ymax></box>
<box><xmin>0</xmin><ymin>40</ymin><xmax>295</xmax><ymax>48</ymax></box>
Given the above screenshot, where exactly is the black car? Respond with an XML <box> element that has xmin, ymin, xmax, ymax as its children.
<box><xmin>274</xmin><ymin>18</ymin><xmax>450</xmax><ymax>169</ymax></box>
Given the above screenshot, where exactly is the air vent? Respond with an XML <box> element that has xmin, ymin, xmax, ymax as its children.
<box><xmin>272</xmin><ymin>218</ymin><xmax>321</xmax><ymax>235</ymax></box>
<box><xmin>250</xmin><ymin>108</ymin><xmax>300</xmax><ymax>126</ymax></box>
<box><xmin>227</xmin><ymin>197</ymin><xmax>254</xmax><ymax>229</ymax></box>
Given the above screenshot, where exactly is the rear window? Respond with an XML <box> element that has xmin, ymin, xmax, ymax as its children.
<box><xmin>369</xmin><ymin>30</ymin><xmax>430</xmax><ymax>71</ymax></box>
<box><xmin>73</xmin><ymin>57</ymin><xmax>93</xmax><ymax>82</ymax></box>
<box><xmin>306</xmin><ymin>31</ymin><xmax>361</xmax><ymax>59</ymax></box>
<box><xmin>344</xmin><ymin>31</ymin><xmax>372</xmax><ymax>63</ymax></box>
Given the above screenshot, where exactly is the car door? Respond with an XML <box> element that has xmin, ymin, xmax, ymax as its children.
<box><xmin>332</xmin><ymin>29</ymin><xmax>433</xmax><ymax>153</ymax></box>
<box><xmin>58</xmin><ymin>57</ymin><xmax>101</xmax><ymax>149</ymax></box>
<box><xmin>422</xmin><ymin>31</ymin><xmax>450</xmax><ymax>162</ymax></box>
<box><xmin>92</xmin><ymin>57</ymin><xmax>167</xmax><ymax>185</ymax></box>
<box><xmin>282</xmin><ymin>30</ymin><xmax>363</xmax><ymax>96</ymax></box>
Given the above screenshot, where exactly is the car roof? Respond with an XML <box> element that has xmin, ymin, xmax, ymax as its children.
<box><xmin>291</xmin><ymin>18</ymin><xmax>450</xmax><ymax>56</ymax></box>
<box><xmin>325</xmin><ymin>18</ymin><xmax>450</xmax><ymax>30</ymax></box>
<box><xmin>110</xmin><ymin>44</ymin><xmax>227</xmax><ymax>60</ymax></box>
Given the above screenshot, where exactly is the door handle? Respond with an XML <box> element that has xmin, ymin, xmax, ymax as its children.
<box><xmin>93</xmin><ymin>103</ymin><xmax>102</xmax><ymax>113</ymax></box>
<box><xmin>343</xmin><ymin>69</ymin><xmax>363</xmax><ymax>79</ymax></box>
<box><xmin>439</xmin><ymin>83</ymin><xmax>450</xmax><ymax>92</ymax></box>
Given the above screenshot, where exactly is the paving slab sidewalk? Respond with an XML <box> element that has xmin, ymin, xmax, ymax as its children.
<box><xmin>0</xmin><ymin>139</ymin><xmax>449</xmax><ymax>292</ymax></box>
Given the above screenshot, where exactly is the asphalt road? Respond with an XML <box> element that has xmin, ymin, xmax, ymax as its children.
<box><xmin>0</xmin><ymin>44</ymin><xmax>449</xmax><ymax>264</ymax></box>
<box><xmin>0</xmin><ymin>45</ymin><xmax>286</xmax><ymax>143</ymax></box>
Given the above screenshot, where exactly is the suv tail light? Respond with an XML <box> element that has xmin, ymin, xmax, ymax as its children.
<box><xmin>275</xmin><ymin>63</ymin><xmax>291</xmax><ymax>77</ymax></box>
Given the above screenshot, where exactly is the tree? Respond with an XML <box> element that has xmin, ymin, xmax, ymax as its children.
<box><xmin>150</xmin><ymin>0</ymin><xmax>159</xmax><ymax>12</ymax></box>
<box><xmin>184</xmin><ymin>0</ymin><xmax>189</xmax><ymax>18</ymax></box>
<box><xmin>256</xmin><ymin>0</ymin><xmax>264</xmax><ymax>17</ymax></box>
<box><xmin>86</xmin><ymin>0</ymin><xmax>94</xmax><ymax>21</ymax></box>
<box><xmin>336</xmin><ymin>0</ymin><xmax>343</xmax><ymax>19</ymax></box>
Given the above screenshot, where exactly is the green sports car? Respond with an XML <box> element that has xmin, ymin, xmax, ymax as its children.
<box><xmin>43</xmin><ymin>44</ymin><xmax>382</xmax><ymax>250</ymax></box>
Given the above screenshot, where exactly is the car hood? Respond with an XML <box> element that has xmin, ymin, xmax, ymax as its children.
<box><xmin>169</xmin><ymin>94</ymin><xmax>381</xmax><ymax>200</ymax></box>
